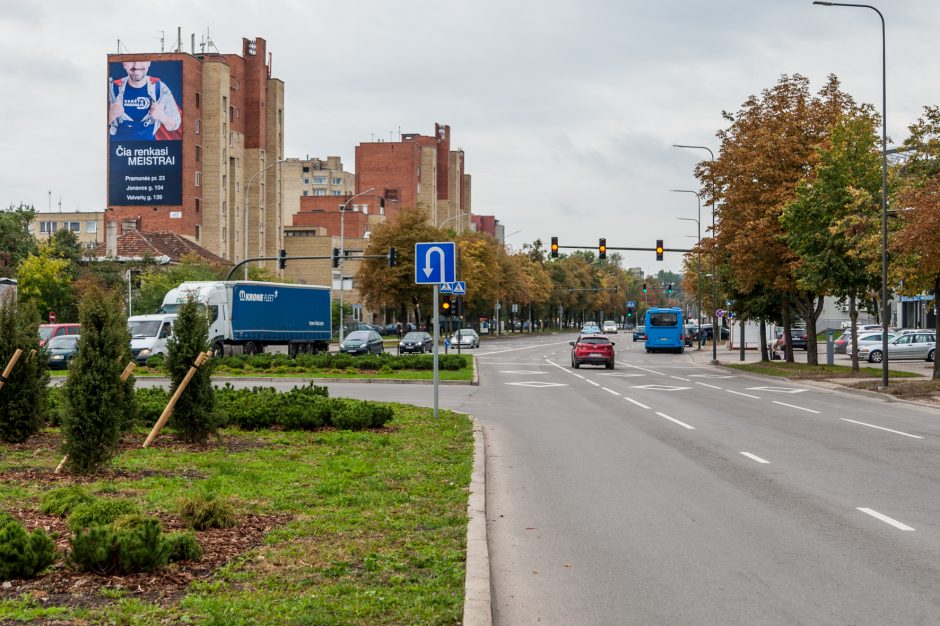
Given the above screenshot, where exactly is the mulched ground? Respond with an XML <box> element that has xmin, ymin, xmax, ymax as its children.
<box><xmin>0</xmin><ymin>432</ymin><xmax>291</xmax><ymax>613</ymax></box>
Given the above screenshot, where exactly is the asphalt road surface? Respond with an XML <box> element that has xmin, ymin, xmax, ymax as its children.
<box><xmin>137</xmin><ymin>333</ymin><xmax>940</xmax><ymax>624</ymax></box>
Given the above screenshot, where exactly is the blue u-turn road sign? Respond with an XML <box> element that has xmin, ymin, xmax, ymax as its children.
<box><xmin>415</xmin><ymin>242</ymin><xmax>457</xmax><ymax>284</ymax></box>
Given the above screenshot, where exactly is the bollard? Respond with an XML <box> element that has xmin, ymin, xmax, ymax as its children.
<box><xmin>826</xmin><ymin>329</ymin><xmax>834</xmax><ymax>366</ymax></box>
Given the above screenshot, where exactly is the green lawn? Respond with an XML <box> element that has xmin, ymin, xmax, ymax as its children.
<box><xmin>724</xmin><ymin>360</ymin><xmax>922</xmax><ymax>379</ymax></box>
<box><xmin>0</xmin><ymin>406</ymin><xmax>474</xmax><ymax>625</ymax></box>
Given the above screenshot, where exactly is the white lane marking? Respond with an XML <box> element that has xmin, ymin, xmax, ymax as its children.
<box><xmin>573</xmin><ymin>374</ymin><xmax>585</xmax><ymax>379</ymax></box>
<box><xmin>477</xmin><ymin>340</ymin><xmax>576</xmax><ymax>356</ymax></box>
<box><xmin>602</xmin><ymin>387</ymin><xmax>621</xmax><ymax>396</ymax></box>
<box><xmin>670</xmin><ymin>376</ymin><xmax>692</xmax><ymax>382</ymax></box>
<box><xmin>688</xmin><ymin>374</ymin><xmax>735</xmax><ymax>379</ymax></box>
<box><xmin>499</xmin><ymin>370</ymin><xmax>547</xmax><ymax>375</ymax></box>
<box><xmin>727</xmin><ymin>390</ymin><xmax>761</xmax><ymax>399</ymax></box>
<box><xmin>740</xmin><ymin>451</ymin><xmax>770</xmax><ymax>464</ymax></box>
<box><xmin>505</xmin><ymin>381</ymin><xmax>568</xmax><ymax>388</ymax></box>
<box><xmin>631</xmin><ymin>384</ymin><xmax>691</xmax><ymax>391</ymax></box>
<box><xmin>748</xmin><ymin>386</ymin><xmax>807</xmax><ymax>394</ymax></box>
<box><xmin>841</xmin><ymin>418</ymin><xmax>924</xmax><ymax>440</ymax></box>
<box><xmin>857</xmin><ymin>508</ymin><xmax>915</xmax><ymax>531</ymax></box>
<box><xmin>623</xmin><ymin>363</ymin><xmax>667</xmax><ymax>376</ymax></box>
<box><xmin>600</xmin><ymin>373</ymin><xmax>645</xmax><ymax>377</ymax></box>
<box><xmin>625</xmin><ymin>397</ymin><xmax>650</xmax><ymax>410</ymax></box>
<box><xmin>696</xmin><ymin>382</ymin><xmax>723</xmax><ymax>390</ymax></box>
<box><xmin>655</xmin><ymin>412</ymin><xmax>695</xmax><ymax>430</ymax></box>
<box><xmin>772</xmin><ymin>401</ymin><xmax>821</xmax><ymax>414</ymax></box>
<box><xmin>586</xmin><ymin>380</ymin><xmax>601</xmax><ymax>387</ymax></box>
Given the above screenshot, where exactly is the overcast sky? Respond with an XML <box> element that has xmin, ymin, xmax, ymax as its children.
<box><xmin>2</xmin><ymin>0</ymin><xmax>938</xmax><ymax>274</ymax></box>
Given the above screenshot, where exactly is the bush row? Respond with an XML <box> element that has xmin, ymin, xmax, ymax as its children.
<box><xmin>149</xmin><ymin>352</ymin><xmax>470</xmax><ymax>372</ymax></box>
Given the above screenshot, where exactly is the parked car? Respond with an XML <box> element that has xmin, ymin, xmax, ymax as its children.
<box><xmin>339</xmin><ymin>330</ymin><xmax>385</xmax><ymax>355</ymax></box>
<box><xmin>633</xmin><ymin>326</ymin><xmax>647</xmax><ymax>342</ymax></box>
<box><xmin>38</xmin><ymin>323</ymin><xmax>80</xmax><ymax>348</ymax></box>
<box><xmin>47</xmin><ymin>335</ymin><xmax>80</xmax><ymax>369</ymax></box>
<box><xmin>570</xmin><ymin>334</ymin><xmax>615</xmax><ymax>369</ymax></box>
<box><xmin>602</xmin><ymin>320</ymin><xmax>618</xmax><ymax>334</ymax></box>
<box><xmin>858</xmin><ymin>332</ymin><xmax>936</xmax><ymax>363</ymax></box>
<box><xmin>399</xmin><ymin>331</ymin><xmax>433</xmax><ymax>353</ymax></box>
<box><xmin>774</xmin><ymin>327</ymin><xmax>808</xmax><ymax>350</ymax></box>
<box><xmin>451</xmin><ymin>328</ymin><xmax>480</xmax><ymax>348</ymax></box>
<box><xmin>834</xmin><ymin>331</ymin><xmax>895</xmax><ymax>355</ymax></box>
<box><xmin>700</xmin><ymin>323</ymin><xmax>731</xmax><ymax>341</ymax></box>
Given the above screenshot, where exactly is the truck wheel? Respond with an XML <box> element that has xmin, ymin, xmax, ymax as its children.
<box><xmin>212</xmin><ymin>342</ymin><xmax>225</xmax><ymax>358</ymax></box>
<box><xmin>244</xmin><ymin>341</ymin><xmax>260</xmax><ymax>355</ymax></box>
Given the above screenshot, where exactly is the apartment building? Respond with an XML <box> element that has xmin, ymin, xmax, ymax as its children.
<box><xmin>29</xmin><ymin>211</ymin><xmax>105</xmax><ymax>251</ymax></box>
<box><xmin>106</xmin><ymin>36</ymin><xmax>284</xmax><ymax>272</ymax></box>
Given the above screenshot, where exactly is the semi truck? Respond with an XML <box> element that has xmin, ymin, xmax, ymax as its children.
<box><xmin>160</xmin><ymin>281</ymin><xmax>331</xmax><ymax>357</ymax></box>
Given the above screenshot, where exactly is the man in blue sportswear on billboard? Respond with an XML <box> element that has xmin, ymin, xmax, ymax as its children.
<box><xmin>108</xmin><ymin>61</ymin><xmax>181</xmax><ymax>141</ymax></box>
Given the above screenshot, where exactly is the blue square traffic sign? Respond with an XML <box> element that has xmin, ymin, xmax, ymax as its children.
<box><xmin>415</xmin><ymin>242</ymin><xmax>456</xmax><ymax>284</ymax></box>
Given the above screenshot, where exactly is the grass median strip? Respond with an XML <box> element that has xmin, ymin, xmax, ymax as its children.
<box><xmin>0</xmin><ymin>405</ymin><xmax>474</xmax><ymax>625</ymax></box>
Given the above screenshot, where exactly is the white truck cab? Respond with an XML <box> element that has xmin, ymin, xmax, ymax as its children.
<box><xmin>128</xmin><ymin>313</ymin><xmax>176</xmax><ymax>364</ymax></box>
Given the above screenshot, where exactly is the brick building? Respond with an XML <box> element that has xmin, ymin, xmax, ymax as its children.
<box><xmin>29</xmin><ymin>211</ymin><xmax>105</xmax><ymax>251</ymax></box>
<box><xmin>106</xmin><ymin>36</ymin><xmax>284</xmax><ymax>273</ymax></box>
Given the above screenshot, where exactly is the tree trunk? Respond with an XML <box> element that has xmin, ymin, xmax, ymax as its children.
<box><xmin>849</xmin><ymin>293</ymin><xmax>859</xmax><ymax>373</ymax></box>
<box><xmin>781</xmin><ymin>302</ymin><xmax>794</xmax><ymax>363</ymax></box>
<box><xmin>760</xmin><ymin>319</ymin><xmax>769</xmax><ymax>361</ymax></box>
<box><xmin>804</xmin><ymin>296</ymin><xmax>824</xmax><ymax>366</ymax></box>
<box><xmin>933</xmin><ymin>272</ymin><xmax>940</xmax><ymax>380</ymax></box>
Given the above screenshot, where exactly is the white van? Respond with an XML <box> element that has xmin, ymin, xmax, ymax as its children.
<box><xmin>127</xmin><ymin>313</ymin><xmax>176</xmax><ymax>364</ymax></box>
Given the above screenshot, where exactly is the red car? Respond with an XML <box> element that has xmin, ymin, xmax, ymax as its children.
<box><xmin>570</xmin><ymin>334</ymin><xmax>615</xmax><ymax>369</ymax></box>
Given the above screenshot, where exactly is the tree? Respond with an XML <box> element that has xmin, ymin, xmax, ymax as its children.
<box><xmin>165</xmin><ymin>294</ymin><xmax>216</xmax><ymax>443</ymax></box>
<box><xmin>0</xmin><ymin>291</ymin><xmax>48</xmax><ymax>443</ymax></box>
<box><xmin>60</xmin><ymin>285</ymin><xmax>133</xmax><ymax>473</ymax></box>
<box><xmin>132</xmin><ymin>255</ymin><xmax>226</xmax><ymax>315</ymax></box>
<box><xmin>48</xmin><ymin>229</ymin><xmax>84</xmax><ymax>269</ymax></box>
<box><xmin>0</xmin><ymin>203</ymin><xmax>38</xmax><ymax>272</ymax></box>
<box><xmin>16</xmin><ymin>253</ymin><xmax>75</xmax><ymax>323</ymax></box>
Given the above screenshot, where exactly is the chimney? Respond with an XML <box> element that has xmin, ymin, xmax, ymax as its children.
<box><xmin>107</xmin><ymin>220</ymin><xmax>118</xmax><ymax>257</ymax></box>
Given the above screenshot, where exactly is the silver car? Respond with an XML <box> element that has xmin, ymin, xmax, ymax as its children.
<box><xmin>835</xmin><ymin>331</ymin><xmax>895</xmax><ymax>355</ymax></box>
<box><xmin>858</xmin><ymin>332</ymin><xmax>936</xmax><ymax>363</ymax></box>
<box><xmin>451</xmin><ymin>328</ymin><xmax>480</xmax><ymax>348</ymax></box>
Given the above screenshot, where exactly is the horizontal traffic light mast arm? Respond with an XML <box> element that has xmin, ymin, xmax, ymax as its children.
<box><xmin>554</xmin><ymin>245</ymin><xmax>692</xmax><ymax>253</ymax></box>
<box><xmin>556</xmin><ymin>287</ymin><xmax>619</xmax><ymax>293</ymax></box>
<box><xmin>225</xmin><ymin>253</ymin><xmax>392</xmax><ymax>281</ymax></box>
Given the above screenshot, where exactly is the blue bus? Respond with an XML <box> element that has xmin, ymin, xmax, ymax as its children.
<box><xmin>644</xmin><ymin>307</ymin><xmax>685</xmax><ymax>353</ymax></box>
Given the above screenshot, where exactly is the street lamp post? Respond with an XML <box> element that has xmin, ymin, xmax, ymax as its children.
<box><xmin>813</xmin><ymin>1</ymin><xmax>889</xmax><ymax>388</ymax></box>
<box><xmin>439</xmin><ymin>212</ymin><xmax>468</xmax><ymax>232</ymax></box>
<box><xmin>338</xmin><ymin>188</ymin><xmax>377</xmax><ymax>341</ymax></box>
<box><xmin>674</xmin><ymin>144</ymin><xmax>719</xmax><ymax>364</ymax></box>
<box><xmin>244</xmin><ymin>158</ymin><xmax>288</xmax><ymax>280</ymax></box>
<box><xmin>673</xmin><ymin>189</ymin><xmax>703</xmax><ymax>350</ymax></box>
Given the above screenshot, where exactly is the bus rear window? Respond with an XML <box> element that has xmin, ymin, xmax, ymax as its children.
<box><xmin>649</xmin><ymin>313</ymin><xmax>678</xmax><ymax>327</ymax></box>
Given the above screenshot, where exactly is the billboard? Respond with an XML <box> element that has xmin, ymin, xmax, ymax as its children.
<box><xmin>107</xmin><ymin>60</ymin><xmax>183</xmax><ymax>206</ymax></box>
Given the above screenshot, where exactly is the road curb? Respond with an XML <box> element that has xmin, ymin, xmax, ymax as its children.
<box><xmin>463</xmin><ymin>418</ymin><xmax>492</xmax><ymax>626</ymax></box>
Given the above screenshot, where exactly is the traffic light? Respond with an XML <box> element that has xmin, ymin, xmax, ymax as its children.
<box><xmin>388</xmin><ymin>247</ymin><xmax>398</xmax><ymax>267</ymax></box>
<box><xmin>656</xmin><ymin>240</ymin><xmax>664</xmax><ymax>261</ymax></box>
<box><xmin>642</xmin><ymin>283</ymin><xmax>647</xmax><ymax>294</ymax></box>
<box><xmin>598</xmin><ymin>238</ymin><xmax>607</xmax><ymax>260</ymax></box>
<box><xmin>332</xmin><ymin>247</ymin><xmax>340</xmax><ymax>269</ymax></box>
<box><xmin>667</xmin><ymin>283</ymin><xmax>673</xmax><ymax>295</ymax></box>
<box><xmin>278</xmin><ymin>248</ymin><xmax>287</xmax><ymax>270</ymax></box>
<box><xmin>440</xmin><ymin>294</ymin><xmax>453</xmax><ymax>317</ymax></box>
<box><xmin>550</xmin><ymin>236</ymin><xmax>559</xmax><ymax>258</ymax></box>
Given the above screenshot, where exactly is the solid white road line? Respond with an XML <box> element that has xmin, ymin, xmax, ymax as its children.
<box><xmin>840</xmin><ymin>418</ymin><xmax>924</xmax><ymax>440</ymax></box>
<box><xmin>772</xmin><ymin>401</ymin><xmax>821</xmax><ymax>414</ymax></box>
<box><xmin>586</xmin><ymin>380</ymin><xmax>600</xmax><ymax>387</ymax></box>
<box><xmin>857</xmin><ymin>507</ymin><xmax>915</xmax><ymax>531</ymax></box>
<box><xmin>655</xmin><ymin>412</ymin><xmax>695</xmax><ymax>430</ymax></box>
<box><xmin>670</xmin><ymin>376</ymin><xmax>692</xmax><ymax>382</ymax></box>
<box><xmin>740</xmin><ymin>451</ymin><xmax>770</xmax><ymax>464</ymax></box>
<box><xmin>602</xmin><ymin>387</ymin><xmax>621</xmax><ymax>396</ymax></box>
<box><xmin>696</xmin><ymin>382</ymin><xmax>723</xmax><ymax>390</ymax></box>
<box><xmin>624</xmin><ymin>397</ymin><xmax>651</xmax><ymax>410</ymax></box>
<box><xmin>727</xmin><ymin>390</ymin><xmax>761</xmax><ymax>399</ymax></box>
<box><xmin>624</xmin><ymin>363</ymin><xmax>667</xmax><ymax>376</ymax></box>
<box><xmin>573</xmin><ymin>374</ymin><xmax>585</xmax><ymax>379</ymax></box>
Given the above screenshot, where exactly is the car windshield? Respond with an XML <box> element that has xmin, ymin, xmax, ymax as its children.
<box><xmin>346</xmin><ymin>331</ymin><xmax>370</xmax><ymax>340</ymax></box>
<box><xmin>403</xmin><ymin>332</ymin><xmax>425</xmax><ymax>341</ymax></box>
<box><xmin>48</xmin><ymin>336</ymin><xmax>79</xmax><ymax>348</ymax></box>
<box><xmin>457</xmin><ymin>330</ymin><xmax>474</xmax><ymax>336</ymax></box>
<box><xmin>128</xmin><ymin>320</ymin><xmax>162</xmax><ymax>338</ymax></box>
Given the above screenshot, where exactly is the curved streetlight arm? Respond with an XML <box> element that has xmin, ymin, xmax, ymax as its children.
<box><xmin>338</xmin><ymin>187</ymin><xmax>376</xmax><ymax>341</ymax></box>
<box><xmin>244</xmin><ymin>158</ymin><xmax>288</xmax><ymax>279</ymax></box>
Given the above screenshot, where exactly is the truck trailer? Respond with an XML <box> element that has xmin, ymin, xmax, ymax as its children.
<box><xmin>160</xmin><ymin>281</ymin><xmax>331</xmax><ymax>356</ymax></box>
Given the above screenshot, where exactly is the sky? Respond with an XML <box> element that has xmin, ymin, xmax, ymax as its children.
<box><xmin>2</xmin><ymin>0</ymin><xmax>939</xmax><ymax>275</ymax></box>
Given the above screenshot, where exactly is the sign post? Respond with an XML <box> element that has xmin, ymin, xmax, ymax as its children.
<box><xmin>415</xmin><ymin>242</ymin><xmax>457</xmax><ymax>418</ymax></box>
<box><xmin>48</xmin><ymin>311</ymin><xmax>56</xmax><ymax>324</ymax></box>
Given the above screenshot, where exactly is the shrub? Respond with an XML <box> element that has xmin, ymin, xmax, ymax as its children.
<box><xmin>164</xmin><ymin>531</ymin><xmax>202</xmax><ymax>562</ymax></box>
<box><xmin>60</xmin><ymin>285</ymin><xmax>132</xmax><ymax>473</ymax></box>
<box><xmin>0</xmin><ymin>512</ymin><xmax>57</xmax><ymax>580</ymax></box>
<box><xmin>280</xmin><ymin>395</ymin><xmax>332</xmax><ymax>430</ymax></box>
<box><xmin>66</xmin><ymin>525</ymin><xmax>119</xmax><ymax>575</ymax></box>
<box><xmin>39</xmin><ymin>485</ymin><xmax>95</xmax><ymax>517</ymax></box>
<box><xmin>0</xmin><ymin>292</ymin><xmax>48</xmax><ymax>444</ymax></box>
<box><xmin>176</xmin><ymin>492</ymin><xmax>237</xmax><ymax>530</ymax></box>
<box><xmin>45</xmin><ymin>386</ymin><xmax>64</xmax><ymax>427</ymax></box>
<box><xmin>68</xmin><ymin>498</ymin><xmax>140</xmax><ymax>532</ymax></box>
<box><xmin>115</xmin><ymin>517</ymin><xmax>170</xmax><ymax>573</ymax></box>
<box><xmin>135</xmin><ymin>387</ymin><xmax>171</xmax><ymax>427</ymax></box>
<box><xmin>145</xmin><ymin>353</ymin><xmax>165</xmax><ymax>370</ymax></box>
<box><xmin>329</xmin><ymin>399</ymin><xmax>374</xmax><ymax>431</ymax></box>
<box><xmin>367</xmin><ymin>403</ymin><xmax>395</xmax><ymax>428</ymax></box>
<box><xmin>165</xmin><ymin>295</ymin><xmax>216</xmax><ymax>443</ymax></box>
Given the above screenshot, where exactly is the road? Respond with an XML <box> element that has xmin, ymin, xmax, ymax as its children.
<box><xmin>139</xmin><ymin>333</ymin><xmax>940</xmax><ymax>624</ymax></box>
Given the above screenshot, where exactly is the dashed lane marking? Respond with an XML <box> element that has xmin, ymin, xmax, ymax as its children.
<box><xmin>772</xmin><ymin>401</ymin><xmax>820</xmax><ymax>414</ymax></box>
<box><xmin>740</xmin><ymin>451</ymin><xmax>770</xmax><ymax>464</ymax></box>
<box><xmin>840</xmin><ymin>418</ymin><xmax>923</xmax><ymax>440</ymax></box>
<box><xmin>655</xmin><ymin>412</ymin><xmax>695</xmax><ymax>430</ymax></box>
<box><xmin>630</xmin><ymin>384</ymin><xmax>692</xmax><ymax>392</ymax></box>
<box><xmin>504</xmin><ymin>381</ymin><xmax>568</xmax><ymax>388</ymax></box>
<box><xmin>727</xmin><ymin>390</ymin><xmax>761</xmax><ymax>399</ymax></box>
<box><xmin>857</xmin><ymin>508</ymin><xmax>915</xmax><ymax>531</ymax></box>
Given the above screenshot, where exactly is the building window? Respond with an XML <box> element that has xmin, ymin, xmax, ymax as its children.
<box><xmin>86</xmin><ymin>221</ymin><xmax>97</xmax><ymax>234</ymax></box>
<box><xmin>68</xmin><ymin>221</ymin><xmax>80</xmax><ymax>232</ymax></box>
<box><xmin>195</xmin><ymin>119</ymin><xmax>201</xmax><ymax>134</ymax></box>
<box><xmin>195</xmin><ymin>92</ymin><xmax>201</xmax><ymax>109</ymax></box>
<box><xmin>222</xmin><ymin>227</ymin><xmax>227</xmax><ymax>242</ymax></box>
<box><xmin>332</xmin><ymin>190</ymin><xmax>342</xmax><ymax>196</ymax></box>
<box><xmin>39</xmin><ymin>221</ymin><xmax>57</xmax><ymax>233</ymax></box>
<box><xmin>386</xmin><ymin>189</ymin><xmax>399</xmax><ymax>201</ymax></box>
<box><xmin>313</xmin><ymin>176</ymin><xmax>327</xmax><ymax>185</ymax></box>
<box><xmin>222</xmin><ymin>201</ymin><xmax>226</xmax><ymax>217</ymax></box>
<box><xmin>196</xmin><ymin>145</ymin><xmax>202</xmax><ymax>162</ymax></box>
<box><xmin>229</xmin><ymin>106</ymin><xmax>234</xmax><ymax>122</ymax></box>
<box><xmin>195</xmin><ymin>225</ymin><xmax>201</xmax><ymax>241</ymax></box>
<box><xmin>195</xmin><ymin>171</ymin><xmax>201</xmax><ymax>187</ymax></box>
<box><xmin>303</xmin><ymin>178</ymin><xmax>309</xmax><ymax>185</ymax></box>
<box><xmin>302</xmin><ymin>191</ymin><xmax>308</xmax><ymax>196</ymax></box>
<box><xmin>332</xmin><ymin>177</ymin><xmax>342</xmax><ymax>185</ymax></box>
<box><xmin>195</xmin><ymin>198</ymin><xmax>201</xmax><ymax>213</ymax></box>
<box><xmin>229</xmin><ymin>131</ymin><xmax>234</xmax><ymax>146</ymax></box>
<box><xmin>314</xmin><ymin>189</ymin><xmax>326</xmax><ymax>196</ymax></box>
<box><xmin>302</xmin><ymin>166</ymin><xmax>310</xmax><ymax>173</ymax></box>
<box><xmin>362</xmin><ymin>204</ymin><xmax>368</xmax><ymax>215</ymax></box>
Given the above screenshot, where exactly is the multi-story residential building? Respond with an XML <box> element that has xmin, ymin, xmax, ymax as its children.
<box><xmin>281</xmin><ymin>156</ymin><xmax>355</xmax><ymax>231</ymax></box>
<box><xmin>29</xmin><ymin>211</ymin><xmax>105</xmax><ymax>251</ymax></box>
<box><xmin>106</xmin><ymin>36</ymin><xmax>284</xmax><ymax>273</ymax></box>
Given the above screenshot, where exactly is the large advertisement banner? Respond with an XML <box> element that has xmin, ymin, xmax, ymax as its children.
<box><xmin>107</xmin><ymin>60</ymin><xmax>183</xmax><ymax>206</ymax></box>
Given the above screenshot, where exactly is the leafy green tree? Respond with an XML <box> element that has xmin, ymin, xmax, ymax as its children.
<box><xmin>0</xmin><ymin>203</ymin><xmax>38</xmax><ymax>272</ymax></box>
<box><xmin>60</xmin><ymin>285</ymin><xmax>133</xmax><ymax>473</ymax></box>
<box><xmin>132</xmin><ymin>255</ymin><xmax>226</xmax><ymax>315</ymax></box>
<box><xmin>48</xmin><ymin>229</ymin><xmax>84</xmax><ymax>269</ymax></box>
<box><xmin>165</xmin><ymin>295</ymin><xmax>216</xmax><ymax>443</ymax></box>
<box><xmin>16</xmin><ymin>253</ymin><xmax>75</xmax><ymax>322</ymax></box>
<box><xmin>0</xmin><ymin>291</ymin><xmax>48</xmax><ymax>443</ymax></box>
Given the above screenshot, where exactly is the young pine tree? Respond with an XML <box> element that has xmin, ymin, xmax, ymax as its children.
<box><xmin>60</xmin><ymin>285</ymin><xmax>133</xmax><ymax>473</ymax></box>
<box><xmin>0</xmin><ymin>291</ymin><xmax>49</xmax><ymax>443</ymax></box>
<box><xmin>165</xmin><ymin>294</ymin><xmax>215</xmax><ymax>443</ymax></box>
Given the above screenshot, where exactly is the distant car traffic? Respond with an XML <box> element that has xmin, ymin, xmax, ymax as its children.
<box><xmin>39</xmin><ymin>323</ymin><xmax>80</xmax><ymax>348</ymax></box>
<box><xmin>834</xmin><ymin>331</ymin><xmax>895</xmax><ymax>355</ymax></box>
<box><xmin>451</xmin><ymin>328</ymin><xmax>480</xmax><ymax>348</ymax></box>
<box><xmin>570</xmin><ymin>334</ymin><xmax>615</xmax><ymax>369</ymax></box>
<box><xmin>774</xmin><ymin>327</ymin><xmax>808</xmax><ymax>350</ymax></box>
<box><xmin>47</xmin><ymin>335</ymin><xmax>80</xmax><ymax>369</ymax></box>
<box><xmin>580</xmin><ymin>324</ymin><xmax>601</xmax><ymax>335</ymax></box>
<box><xmin>858</xmin><ymin>332</ymin><xmax>936</xmax><ymax>363</ymax></box>
<box><xmin>340</xmin><ymin>330</ymin><xmax>385</xmax><ymax>355</ymax></box>
<box><xmin>399</xmin><ymin>331</ymin><xmax>433</xmax><ymax>353</ymax></box>
<box><xmin>633</xmin><ymin>327</ymin><xmax>647</xmax><ymax>342</ymax></box>
<box><xmin>602</xmin><ymin>320</ymin><xmax>618</xmax><ymax>334</ymax></box>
